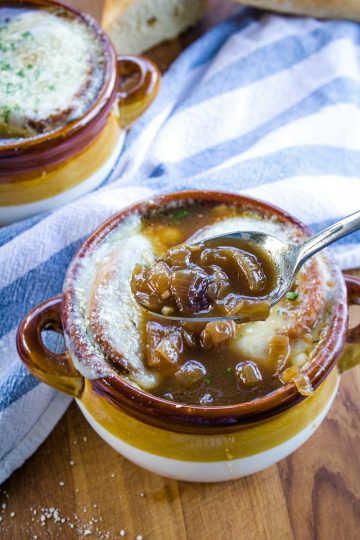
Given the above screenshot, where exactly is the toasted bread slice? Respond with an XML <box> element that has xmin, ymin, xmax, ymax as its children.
<box><xmin>103</xmin><ymin>0</ymin><xmax>208</xmax><ymax>54</ymax></box>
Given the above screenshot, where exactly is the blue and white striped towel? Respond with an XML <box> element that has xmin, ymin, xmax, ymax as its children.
<box><xmin>1</xmin><ymin>8</ymin><xmax>360</xmax><ymax>484</ymax></box>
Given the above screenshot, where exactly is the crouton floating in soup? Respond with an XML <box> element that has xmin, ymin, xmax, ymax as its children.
<box><xmin>67</xmin><ymin>200</ymin><xmax>336</xmax><ymax>406</ymax></box>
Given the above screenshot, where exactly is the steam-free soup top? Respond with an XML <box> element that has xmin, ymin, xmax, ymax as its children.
<box><xmin>67</xmin><ymin>200</ymin><xmax>335</xmax><ymax>406</ymax></box>
<box><xmin>0</xmin><ymin>6</ymin><xmax>106</xmax><ymax>138</ymax></box>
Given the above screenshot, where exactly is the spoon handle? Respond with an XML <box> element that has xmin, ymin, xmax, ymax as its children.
<box><xmin>298</xmin><ymin>209</ymin><xmax>360</xmax><ymax>266</ymax></box>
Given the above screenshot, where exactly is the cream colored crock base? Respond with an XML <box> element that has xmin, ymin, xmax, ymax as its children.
<box><xmin>76</xmin><ymin>379</ymin><xmax>338</xmax><ymax>483</ymax></box>
<box><xmin>0</xmin><ymin>130</ymin><xmax>125</xmax><ymax>225</ymax></box>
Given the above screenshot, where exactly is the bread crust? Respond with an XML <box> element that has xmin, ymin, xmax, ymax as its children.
<box><xmin>102</xmin><ymin>0</ymin><xmax>134</xmax><ymax>29</ymax></box>
<box><xmin>102</xmin><ymin>0</ymin><xmax>208</xmax><ymax>55</ymax></box>
<box><xmin>232</xmin><ymin>0</ymin><xmax>360</xmax><ymax>21</ymax></box>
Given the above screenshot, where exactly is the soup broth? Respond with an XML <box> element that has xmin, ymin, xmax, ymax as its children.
<box><xmin>131</xmin><ymin>234</ymin><xmax>277</xmax><ymax>319</ymax></box>
<box><xmin>70</xmin><ymin>200</ymin><xmax>332</xmax><ymax>406</ymax></box>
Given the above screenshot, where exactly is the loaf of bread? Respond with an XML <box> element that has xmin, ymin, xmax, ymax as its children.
<box><xmin>233</xmin><ymin>0</ymin><xmax>360</xmax><ymax>22</ymax></box>
<box><xmin>103</xmin><ymin>0</ymin><xmax>208</xmax><ymax>54</ymax></box>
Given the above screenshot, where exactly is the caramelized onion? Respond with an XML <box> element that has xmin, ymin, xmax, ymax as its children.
<box><xmin>147</xmin><ymin>260</ymin><xmax>171</xmax><ymax>295</ymax></box>
<box><xmin>155</xmin><ymin>333</ymin><xmax>183</xmax><ymax>365</ymax></box>
<box><xmin>235</xmin><ymin>361</ymin><xmax>263</xmax><ymax>386</ymax></box>
<box><xmin>218</xmin><ymin>294</ymin><xmax>270</xmax><ymax>320</ymax></box>
<box><xmin>131</xmin><ymin>235</ymin><xmax>276</xmax><ymax>320</ymax></box>
<box><xmin>200</xmin><ymin>247</ymin><xmax>266</xmax><ymax>292</ymax></box>
<box><xmin>182</xmin><ymin>329</ymin><xmax>197</xmax><ymax>347</ymax></box>
<box><xmin>280</xmin><ymin>365</ymin><xmax>313</xmax><ymax>396</ymax></box>
<box><xmin>267</xmin><ymin>335</ymin><xmax>290</xmax><ymax>374</ymax></box>
<box><xmin>170</xmin><ymin>268</ymin><xmax>210</xmax><ymax>314</ymax></box>
<box><xmin>146</xmin><ymin>321</ymin><xmax>184</xmax><ymax>368</ymax></box>
<box><xmin>174</xmin><ymin>360</ymin><xmax>206</xmax><ymax>388</ymax></box>
<box><xmin>200</xmin><ymin>320</ymin><xmax>236</xmax><ymax>349</ymax></box>
<box><xmin>206</xmin><ymin>265</ymin><xmax>230</xmax><ymax>300</ymax></box>
<box><xmin>130</xmin><ymin>264</ymin><xmax>164</xmax><ymax>310</ymax></box>
<box><xmin>165</xmin><ymin>245</ymin><xmax>192</xmax><ymax>267</ymax></box>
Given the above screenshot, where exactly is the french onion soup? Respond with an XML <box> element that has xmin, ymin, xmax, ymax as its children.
<box><xmin>131</xmin><ymin>236</ymin><xmax>277</xmax><ymax>320</ymax></box>
<box><xmin>0</xmin><ymin>4</ymin><xmax>106</xmax><ymax>138</ymax></box>
<box><xmin>66</xmin><ymin>200</ymin><xmax>335</xmax><ymax>406</ymax></box>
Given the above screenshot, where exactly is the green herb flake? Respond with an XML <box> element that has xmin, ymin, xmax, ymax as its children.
<box><xmin>22</xmin><ymin>31</ymin><xmax>33</xmax><ymax>39</ymax></box>
<box><xmin>17</xmin><ymin>69</ymin><xmax>25</xmax><ymax>78</ymax></box>
<box><xmin>204</xmin><ymin>375</ymin><xmax>214</xmax><ymax>386</ymax></box>
<box><xmin>226</xmin><ymin>367</ymin><xmax>232</xmax><ymax>373</ymax></box>
<box><xmin>169</xmin><ymin>208</ymin><xmax>190</xmax><ymax>224</ymax></box>
<box><xmin>2</xmin><ymin>107</ymin><xmax>11</xmax><ymax>124</ymax></box>
<box><xmin>27</xmin><ymin>64</ymin><xmax>33</xmax><ymax>69</ymax></box>
<box><xmin>286</xmin><ymin>291</ymin><xmax>299</xmax><ymax>301</ymax></box>
<box><xmin>48</xmin><ymin>84</ymin><xmax>56</xmax><ymax>91</ymax></box>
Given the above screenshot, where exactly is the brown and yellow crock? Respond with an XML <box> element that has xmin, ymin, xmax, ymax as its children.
<box><xmin>16</xmin><ymin>191</ymin><xmax>360</xmax><ymax>481</ymax></box>
<box><xmin>0</xmin><ymin>0</ymin><xmax>160</xmax><ymax>224</ymax></box>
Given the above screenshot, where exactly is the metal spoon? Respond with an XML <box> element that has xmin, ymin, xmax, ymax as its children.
<box><xmin>146</xmin><ymin>209</ymin><xmax>360</xmax><ymax>323</ymax></box>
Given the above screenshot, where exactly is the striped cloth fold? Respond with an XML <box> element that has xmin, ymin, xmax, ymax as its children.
<box><xmin>1</xmin><ymin>8</ymin><xmax>360</xmax><ymax>483</ymax></box>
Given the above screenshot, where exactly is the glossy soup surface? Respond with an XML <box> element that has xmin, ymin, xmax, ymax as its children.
<box><xmin>71</xmin><ymin>200</ymin><xmax>329</xmax><ymax>406</ymax></box>
<box><xmin>133</xmin><ymin>202</ymin><xmax>322</xmax><ymax>405</ymax></box>
<box><xmin>131</xmin><ymin>235</ymin><xmax>276</xmax><ymax>319</ymax></box>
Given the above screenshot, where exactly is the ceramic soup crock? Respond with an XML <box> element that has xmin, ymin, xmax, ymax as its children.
<box><xmin>17</xmin><ymin>191</ymin><xmax>360</xmax><ymax>482</ymax></box>
<box><xmin>0</xmin><ymin>0</ymin><xmax>160</xmax><ymax>224</ymax></box>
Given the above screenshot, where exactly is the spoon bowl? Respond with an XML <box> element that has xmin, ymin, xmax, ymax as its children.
<box><xmin>145</xmin><ymin>209</ymin><xmax>360</xmax><ymax>323</ymax></box>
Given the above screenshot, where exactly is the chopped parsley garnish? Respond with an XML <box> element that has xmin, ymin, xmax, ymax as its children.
<box><xmin>27</xmin><ymin>64</ymin><xmax>33</xmax><ymax>69</ymax></box>
<box><xmin>226</xmin><ymin>367</ymin><xmax>232</xmax><ymax>373</ymax></box>
<box><xmin>204</xmin><ymin>375</ymin><xmax>214</xmax><ymax>386</ymax></box>
<box><xmin>156</xmin><ymin>207</ymin><xmax>191</xmax><ymax>225</ymax></box>
<box><xmin>286</xmin><ymin>291</ymin><xmax>299</xmax><ymax>301</ymax></box>
<box><xmin>170</xmin><ymin>208</ymin><xmax>190</xmax><ymax>223</ymax></box>
<box><xmin>22</xmin><ymin>31</ymin><xmax>33</xmax><ymax>39</ymax></box>
<box><xmin>2</xmin><ymin>107</ymin><xmax>11</xmax><ymax>124</ymax></box>
<box><xmin>17</xmin><ymin>69</ymin><xmax>25</xmax><ymax>78</ymax></box>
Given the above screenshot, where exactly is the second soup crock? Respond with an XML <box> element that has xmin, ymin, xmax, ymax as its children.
<box><xmin>0</xmin><ymin>0</ymin><xmax>160</xmax><ymax>224</ymax></box>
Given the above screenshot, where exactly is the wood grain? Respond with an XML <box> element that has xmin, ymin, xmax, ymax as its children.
<box><xmin>1</xmin><ymin>2</ymin><xmax>359</xmax><ymax>539</ymax></box>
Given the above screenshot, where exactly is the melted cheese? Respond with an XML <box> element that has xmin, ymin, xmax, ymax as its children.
<box><xmin>68</xmin><ymin>215</ymin><xmax>158</xmax><ymax>387</ymax></box>
<box><xmin>232</xmin><ymin>255</ymin><xmax>331</xmax><ymax>365</ymax></box>
<box><xmin>0</xmin><ymin>9</ymin><xmax>105</xmax><ymax>138</ymax></box>
<box><xmin>69</xmin><ymin>213</ymin><xmax>332</xmax><ymax>385</ymax></box>
<box><xmin>191</xmin><ymin>216</ymin><xmax>331</xmax><ymax>366</ymax></box>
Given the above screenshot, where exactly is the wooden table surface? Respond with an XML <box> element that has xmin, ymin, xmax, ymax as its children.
<box><xmin>1</xmin><ymin>1</ymin><xmax>360</xmax><ymax>539</ymax></box>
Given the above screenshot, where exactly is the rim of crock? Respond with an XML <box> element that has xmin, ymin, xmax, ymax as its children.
<box><xmin>0</xmin><ymin>0</ymin><xmax>117</xmax><ymax>153</ymax></box>
<box><xmin>62</xmin><ymin>190</ymin><xmax>348</xmax><ymax>422</ymax></box>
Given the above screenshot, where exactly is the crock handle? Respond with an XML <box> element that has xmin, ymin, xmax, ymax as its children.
<box><xmin>16</xmin><ymin>296</ymin><xmax>84</xmax><ymax>397</ymax></box>
<box><xmin>116</xmin><ymin>55</ymin><xmax>161</xmax><ymax>129</ymax></box>
<box><xmin>338</xmin><ymin>275</ymin><xmax>360</xmax><ymax>373</ymax></box>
